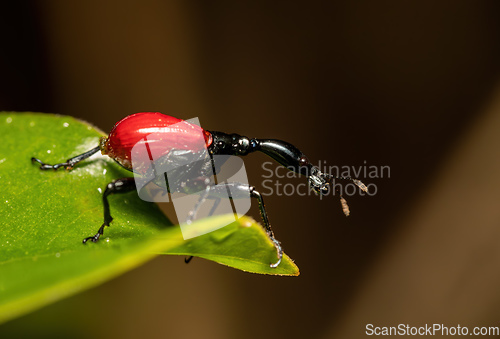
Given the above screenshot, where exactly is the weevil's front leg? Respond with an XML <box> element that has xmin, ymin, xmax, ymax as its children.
<box><xmin>83</xmin><ymin>177</ymin><xmax>136</xmax><ymax>243</ymax></box>
<box><xmin>249</xmin><ymin>186</ymin><xmax>282</xmax><ymax>268</ymax></box>
<box><xmin>32</xmin><ymin>146</ymin><xmax>100</xmax><ymax>170</ymax></box>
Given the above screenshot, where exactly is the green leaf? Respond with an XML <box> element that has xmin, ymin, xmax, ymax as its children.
<box><xmin>0</xmin><ymin>112</ymin><xmax>298</xmax><ymax>324</ymax></box>
<box><xmin>163</xmin><ymin>215</ymin><xmax>298</xmax><ymax>275</ymax></box>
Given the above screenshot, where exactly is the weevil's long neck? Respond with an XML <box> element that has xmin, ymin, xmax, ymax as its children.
<box><xmin>208</xmin><ymin>131</ymin><xmax>367</xmax><ymax>216</ymax></box>
<box><xmin>255</xmin><ymin>138</ymin><xmax>367</xmax><ymax>196</ymax></box>
<box><xmin>254</xmin><ymin>139</ymin><xmax>313</xmax><ymax>176</ymax></box>
<box><xmin>208</xmin><ymin>131</ymin><xmax>313</xmax><ymax>175</ymax></box>
<box><xmin>208</xmin><ymin>131</ymin><xmax>365</xmax><ymax>196</ymax></box>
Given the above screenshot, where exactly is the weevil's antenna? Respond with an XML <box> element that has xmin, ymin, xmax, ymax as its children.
<box><xmin>308</xmin><ymin>170</ymin><xmax>367</xmax><ymax>216</ymax></box>
<box><xmin>333</xmin><ymin>176</ymin><xmax>368</xmax><ymax>193</ymax></box>
<box><xmin>340</xmin><ymin>196</ymin><xmax>350</xmax><ymax>216</ymax></box>
<box><xmin>330</xmin><ymin>176</ymin><xmax>368</xmax><ymax>216</ymax></box>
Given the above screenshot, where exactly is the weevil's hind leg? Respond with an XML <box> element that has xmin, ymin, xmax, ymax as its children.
<box><xmin>184</xmin><ymin>187</ymin><xmax>222</xmax><ymax>265</ymax></box>
<box><xmin>32</xmin><ymin>146</ymin><xmax>100</xmax><ymax>170</ymax></box>
<box><xmin>185</xmin><ymin>184</ymin><xmax>212</xmax><ymax>225</ymax></box>
<box><xmin>83</xmin><ymin>177</ymin><xmax>136</xmax><ymax>243</ymax></box>
<box><xmin>183</xmin><ymin>185</ymin><xmax>211</xmax><ymax>265</ymax></box>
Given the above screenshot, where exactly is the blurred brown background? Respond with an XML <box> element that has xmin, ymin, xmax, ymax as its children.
<box><xmin>2</xmin><ymin>1</ymin><xmax>500</xmax><ymax>338</ymax></box>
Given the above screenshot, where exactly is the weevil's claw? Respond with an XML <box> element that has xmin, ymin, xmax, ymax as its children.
<box><xmin>82</xmin><ymin>224</ymin><xmax>105</xmax><ymax>244</ymax></box>
<box><xmin>82</xmin><ymin>233</ymin><xmax>101</xmax><ymax>244</ymax></box>
<box><xmin>31</xmin><ymin>157</ymin><xmax>48</xmax><ymax>169</ymax></box>
<box><xmin>31</xmin><ymin>156</ymin><xmax>70</xmax><ymax>170</ymax></box>
<box><xmin>269</xmin><ymin>237</ymin><xmax>283</xmax><ymax>268</ymax></box>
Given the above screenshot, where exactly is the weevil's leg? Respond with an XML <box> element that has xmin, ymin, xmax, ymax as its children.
<box><xmin>183</xmin><ymin>196</ymin><xmax>222</xmax><ymax>265</ymax></box>
<box><xmin>184</xmin><ymin>185</ymin><xmax>222</xmax><ymax>265</ymax></box>
<box><xmin>32</xmin><ymin>146</ymin><xmax>100</xmax><ymax>170</ymax></box>
<box><xmin>182</xmin><ymin>151</ymin><xmax>222</xmax><ymax>226</ymax></box>
<box><xmin>185</xmin><ymin>190</ymin><xmax>225</xmax><ymax>226</ymax></box>
<box><xmin>180</xmin><ymin>178</ymin><xmax>282</xmax><ymax>267</ymax></box>
<box><xmin>186</xmin><ymin>183</ymin><xmax>212</xmax><ymax>225</ymax></box>
<box><xmin>208</xmin><ymin>197</ymin><xmax>222</xmax><ymax>217</ymax></box>
<box><xmin>83</xmin><ymin>177</ymin><xmax>136</xmax><ymax>243</ymax></box>
<box><xmin>249</xmin><ymin>187</ymin><xmax>282</xmax><ymax>268</ymax></box>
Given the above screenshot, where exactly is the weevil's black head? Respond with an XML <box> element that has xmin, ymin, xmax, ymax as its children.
<box><xmin>308</xmin><ymin>166</ymin><xmax>331</xmax><ymax>196</ymax></box>
<box><xmin>308</xmin><ymin>168</ymin><xmax>369</xmax><ymax>198</ymax></box>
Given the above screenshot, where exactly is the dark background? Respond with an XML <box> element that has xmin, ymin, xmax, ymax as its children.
<box><xmin>2</xmin><ymin>1</ymin><xmax>500</xmax><ymax>338</ymax></box>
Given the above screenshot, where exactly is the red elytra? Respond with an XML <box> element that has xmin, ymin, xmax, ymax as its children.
<box><xmin>100</xmin><ymin>112</ymin><xmax>213</xmax><ymax>172</ymax></box>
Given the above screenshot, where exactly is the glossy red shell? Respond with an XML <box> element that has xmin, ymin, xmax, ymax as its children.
<box><xmin>101</xmin><ymin>112</ymin><xmax>212</xmax><ymax>173</ymax></box>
